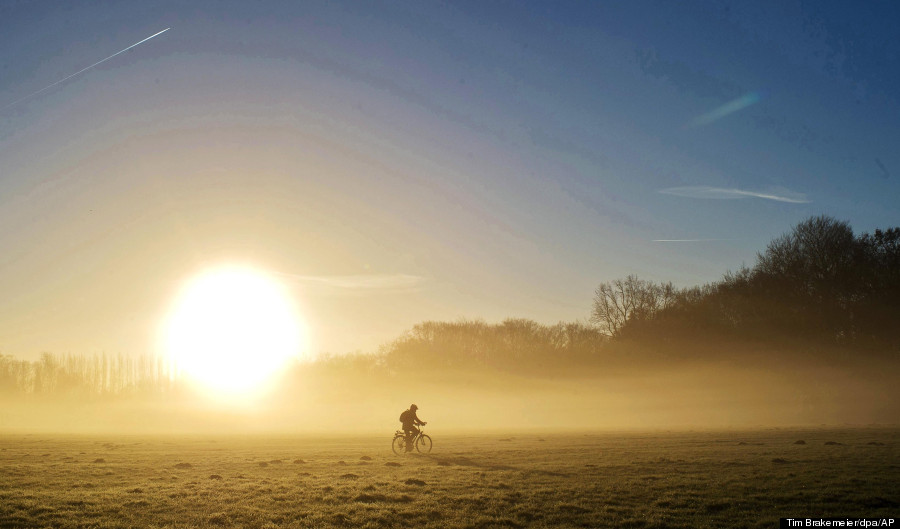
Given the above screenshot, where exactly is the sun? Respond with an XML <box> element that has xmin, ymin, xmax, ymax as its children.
<box><xmin>161</xmin><ymin>266</ymin><xmax>306</xmax><ymax>396</ymax></box>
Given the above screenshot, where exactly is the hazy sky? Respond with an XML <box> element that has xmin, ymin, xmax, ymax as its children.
<box><xmin>2</xmin><ymin>1</ymin><xmax>898</xmax><ymax>358</ymax></box>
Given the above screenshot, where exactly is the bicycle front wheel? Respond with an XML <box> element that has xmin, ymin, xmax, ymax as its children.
<box><xmin>416</xmin><ymin>434</ymin><xmax>432</xmax><ymax>453</ymax></box>
<box><xmin>392</xmin><ymin>436</ymin><xmax>406</xmax><ymax>455</ymax></box>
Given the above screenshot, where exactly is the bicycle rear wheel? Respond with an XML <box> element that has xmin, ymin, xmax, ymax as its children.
<box><xmin>392</xmin><ymin>435</ymin><xmax>406</xmax><ymax>455</ymax></box>
<box><xmin>416</xmin><ymin>434</ymin><xmax>432</xmax><ymax>453</ymax></box>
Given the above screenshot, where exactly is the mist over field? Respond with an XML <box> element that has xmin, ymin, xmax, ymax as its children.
<box><xmin>3</xmin><ymin>216</ymin><xmax>899</xmax><ymax>435</ymax></box>
<box><xmin>3</xmin><ymin>331</ymin><xmax>897</xmax><ymax>435</ymax></box>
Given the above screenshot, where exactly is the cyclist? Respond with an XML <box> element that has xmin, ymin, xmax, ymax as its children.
<box><xmin>399</xmin><ymin>404</ymin><xmax>426</xmax><ymax>452</ymax></box>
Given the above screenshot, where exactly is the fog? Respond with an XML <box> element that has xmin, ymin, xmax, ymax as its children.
<box><xmin>3</xmin><ymin>217</ymin><xmax>897</xmax><ymax>435</ymax></box>
<box><xmin>3</xmin><ymin>344</ymin><xmax>896</xmax><ymax>435</ymax></box>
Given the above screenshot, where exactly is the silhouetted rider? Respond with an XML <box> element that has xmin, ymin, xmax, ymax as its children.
<box><xmin>399</xmin><ymin>404</ymin><xmax>426</xmax><ymax>452</ymax></box>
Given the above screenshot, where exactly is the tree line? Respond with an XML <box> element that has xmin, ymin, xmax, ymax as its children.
<box><xmin>0</xmin><ymin>352</ymin><xmax>177</xmax><ymax>397</ymax></box>
<box><xmin>2</xmin><ymin>215</ymin><xmax>896</xmax><ymax>397</ymax></box>
<box><xmin>0</xmin><ymin>320</ymin><xmax>610</xmax><ymax>396</ymax></box>
<box><xmin>591</xmin><ymin>215</ymin><xmax>900</xmax><ymax>350</ymax></box>
<box><xmin>375</xmin><ymin>319</ymin><xmax>608</xmax><ymax>373</ymax></box>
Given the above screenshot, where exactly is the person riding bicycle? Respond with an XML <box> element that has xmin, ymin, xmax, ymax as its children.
<box><xmin>399</xmin><ymin>404</ymin><xmax>426</xmax><ymax>452</ymax></box>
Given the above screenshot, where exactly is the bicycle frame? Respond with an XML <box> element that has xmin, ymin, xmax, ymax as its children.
<box><xmin>392</xmin><ymin>426</ymin><xmax>432</xmax><ymax>454</ymax></box>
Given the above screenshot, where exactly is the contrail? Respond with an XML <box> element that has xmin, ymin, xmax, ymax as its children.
<box><xmin>684</xmin><ymin>92</ymin><xmax>762</xmax><ymax>129</ymax></box>
<box><xmin>2</xmin><ymin>27</ymin><xmax>170</xmax><ymax>111</ymax></box>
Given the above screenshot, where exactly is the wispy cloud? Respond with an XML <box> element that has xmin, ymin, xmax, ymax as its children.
<box><xmin>659</xmin><ymin>186</ymin><xmax>810</xmax><ymax>203</ymax></box>
<box><xmin>684</xmin><ymin>92</ymin><xmax>762</xmax><ymax>129</ymax></box>
<box><xmin>652</xmin><ymin>239</ymin><xmax>736</xmax><ymax>243</ymax></box>
<box><xmin>875</xmin><ymin>158</ymin><xmax>891</xmax><ymax>179</ymax></box>
<box><xmin>279</xmin><ymin>273</ymin><xmax>426</xmax><ymax>292</ymax></box>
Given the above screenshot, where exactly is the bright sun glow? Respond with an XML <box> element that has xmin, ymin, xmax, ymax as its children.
<box><xmin>162</xmin><ymin>266</ymin><xmax>306</xmax><ymax>396</ymax></box>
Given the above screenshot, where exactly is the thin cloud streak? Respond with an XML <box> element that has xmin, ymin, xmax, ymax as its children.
<box><xmin>279</xmin><ymin>273</ymin><xmax>426</xmax><ymax>291</ymax></box>
<box><xmin>875</xmin><ymin>158</ymin><xmax>891</xmax><ymax>179</ymax></box>
<box><xmin>652</xmin><ymin>239</ymin><xmax>736</xmax><ymax>242</ymax></box>
<box><xmin>659</xmin><ymin>186</ymin><xmax>810</xmax><ymax>203</ymax></box>
<box><xmin>684</xmin><ymin>92</ymin><xmax>762</xmax><ymax>129</ymax></box>
<box><xmin>2</xmin><ymin>28</ymin><xmax>170</xmax><ymax>111</ymax></box>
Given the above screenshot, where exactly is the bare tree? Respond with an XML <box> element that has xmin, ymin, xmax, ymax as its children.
<box><xmin>756</xmin><ymin>215</ymin><xmax>858</xmax><ymax>297</ymax></box>
<box><xmin>590</xmin><ymin>275</ymin><xmax>675</xmax><ymax>337</ymax></box>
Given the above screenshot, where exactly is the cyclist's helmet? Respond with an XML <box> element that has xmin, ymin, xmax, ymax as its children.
<box><xmin>410</xmin><ymin>404</ymin><xmax>418</xmax><ymax>410</ymax></box>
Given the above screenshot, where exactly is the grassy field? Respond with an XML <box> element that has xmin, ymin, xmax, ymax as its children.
<box><xmin>1</xmin><ymin>428</ymin><xmax>897</xmax><ymax>528</ymax></box>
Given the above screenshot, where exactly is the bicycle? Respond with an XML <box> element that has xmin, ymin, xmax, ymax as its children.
<box><xmin>392</xmin><ymin>425</ymin><xmax>432</xmax><ymax>455</ymax></box>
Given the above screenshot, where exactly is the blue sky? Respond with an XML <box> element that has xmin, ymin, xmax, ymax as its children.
<box><xmin>1</xmin><ymin>1</ymin><xmax>898</xmax><ymax>357</ymax></box>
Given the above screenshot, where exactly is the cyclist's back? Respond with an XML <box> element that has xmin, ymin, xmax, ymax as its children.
<box><xmin>399</xmin><ymin>404</ymin><xmax>426</xmax><ymax>452</ymax></box>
